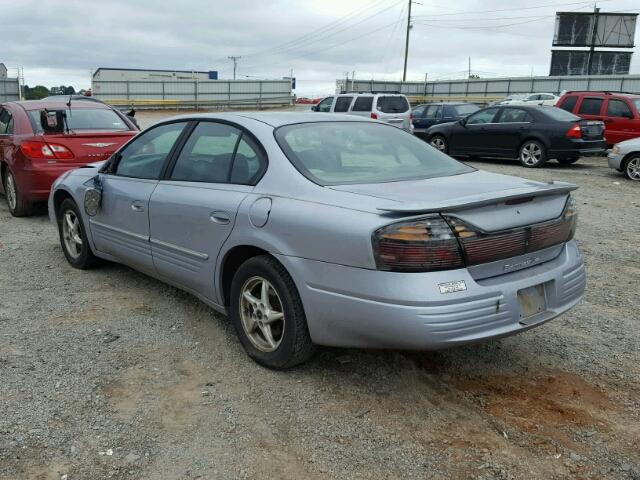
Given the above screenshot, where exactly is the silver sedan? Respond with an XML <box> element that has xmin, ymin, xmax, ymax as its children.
<box><xmin>49</xmin><ymin>113</ymin><xmax>586</xmax><ymax>369</ymax></box>
<box><xmin>608</xmin><ymin>137</ymin><xmax>640</xmax><ymax>181</ymax></box>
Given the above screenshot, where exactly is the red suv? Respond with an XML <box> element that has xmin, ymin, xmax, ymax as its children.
<box><xmin>556</xmin><ymin>91</ymin><xmax>640</xmax><ymax>147</ymax></box>
<box><xmin>0</xmin><ymin>99</ymin><xmax>138</xmax><ymax>216</ymax></box>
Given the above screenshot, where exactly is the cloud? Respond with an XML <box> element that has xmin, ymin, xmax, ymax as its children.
<box><xmin>3</xmin><ymin>0</ymin><xmax>639</xmax><ymax>94</ymax></box>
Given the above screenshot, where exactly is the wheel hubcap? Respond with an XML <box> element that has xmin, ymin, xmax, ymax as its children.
<box><xmin>62</xmin><ymin>210</ymin><xmax>83</xmax><ymax>259</ymax></box>
<box><xmin>627</xmin><ymin>158</ymin><xmax>640</xmax><ymax>180</ymax></box>
<box><xmin>239</xmin><ymin>276</ymin><xmax>285</xmax><ymax>352</ymax></box>
<box><xmin>5</xmin><ymin>173</ymin><xmax>17</xmax><ymax>210</ymax></box>
<box><xmin>430</xmin><ymin>137</ymin><xmax>446</xmax><ymax>152</ymax></box>
<box><xmin>521</xmin><ymin>143</ymin><xmax>541</xmax><ymax>165</ymax></box>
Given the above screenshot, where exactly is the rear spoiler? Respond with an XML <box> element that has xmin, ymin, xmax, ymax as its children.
<box><xmin>377</xmin><ymin>181</ymin><xmax>577</xmax><ymax>214</ymax></box>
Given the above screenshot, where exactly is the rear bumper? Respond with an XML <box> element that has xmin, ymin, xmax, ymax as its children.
<box><xmin>276</xmin><ymin>240</ymin><xmax>585</xmax><ymax>349</ymax></box>
<box><xmin>549</xmin><ymin>139</ymin><xmax>606</xmax><ymax>158</ymax></box>
<box><xmin>15</xmin><ymin>162</ymin><xmax>83</xmax><ymax>202</ymax></box>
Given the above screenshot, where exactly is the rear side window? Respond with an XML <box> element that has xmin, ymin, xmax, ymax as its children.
<box><xmin>115</xmin><ymin>122</ymin><xmax>186</xmax><ymax>179</ymax></box>
<box><xmin>559</xmin><ymin>95</ymin><xmax>578</xmax><ymax>112</ymax></box>
<box><xmin>352</xmin><ymin>96</ymin><xmax>373</xmax><ymax>112</ymax></box>
<box><xmin>540</xmin><ymin>107</ymin><xmax>580</xmax><ymax>121</ymax></box>
<box><xmin>606</xmin><ymin>99</ymin><xmax>633</xmax><ymax>118</ymax></box>
<box><xmin>412</xmin><ymin>106</ymin><xmax>426</xmax><ymax>117</ymax></box>
<box><xmin>578</xmin><ymin>98</ymin><xmax>603</xmax><ymax>115</ymax></box>
<box><xmin>376</xmin><ymin>96</ymin><xmax>409</xmax><ymax>113</ymax></box>
<box><xmin>0</xmin><ymin>109</ymin><xmax>11</xmax><ymax>134</ymax></box>
<box><xmin>499</xmin><ymin>109</ymin><xmax>532</xmax><ymax>123</ymax></box>
<box><xmin>424</xmin><ymin>105</ymin><xmax>442</xmax><ymax>119</ymax></box>
<box><xmin>334</xmin><ymin>96</ymin><xmax>353</xmax><ymax>113</ymax></box>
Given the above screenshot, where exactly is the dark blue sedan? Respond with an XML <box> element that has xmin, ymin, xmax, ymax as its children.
<box><xmin>412</xmin><ymin>102</ymin><xmax>480</xmax><ymax>136</ymax></box>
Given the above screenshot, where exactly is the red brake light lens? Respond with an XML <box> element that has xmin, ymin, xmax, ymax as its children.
<box><xmin>566</xmin><ymin>124</ymin><xmax>582</xmax><ymax>139</ymax></box>
<box><xmin>370</xmin><ymin>112</ymin><xmax>378</xmax><ymax>120</ymax></box>
<box><xmin>20</xmin><ymin>141</ymin><xmax>74</xmax><ymax>160</ymax></box>
<box><xmin>373</xmin><ymin>217</ymin><xmax>464</xmax><ymax>272</ymax></box>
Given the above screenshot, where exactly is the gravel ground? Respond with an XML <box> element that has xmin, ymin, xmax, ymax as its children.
<box><xmin>1</xmin><ymin>115</ymin><xmax>638</xmax><ymax>479</ymax></box>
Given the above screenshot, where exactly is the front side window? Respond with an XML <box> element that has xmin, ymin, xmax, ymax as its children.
<box><xmin>114</xmin><ymin>122</ymin><xmax>186</xmax><ymax>179</ymax></box>
<box><xmin>334</xmin><ymin>96</ymin><xmax>353</xmax><ymax>113</ymax></box>
<box><xmin>466</xmin><ymin>107</ymin><xmax>499</xmax><ymax>125</ymax></box>
<box><xmin>27</xmin><ymin>108</ymin><xmax>129</xmax><ymax>132</ymax></box>
<box><xmin>578</xmin><ymin>98</ymin><xmax>603</xmax><ymax>115</ymax></box>
<box><xmin>170</xmin><ymin>122</ymin><xmax>264</xmax><ymax>185</ymax></box>
<box><xmin>606</xmin><ymin>99</ymin><xmax>633</xmax><ymax>118</ymax></box>
<box><xmin>317</xmin><ymin>97</ymin><xmax>334</xmax><ymax>113</ymax></box>
<box><xmin>275</xmin><ymin>122</ymin><xmax>473</xmax><ymax>185</ymax></box>
<box><xmin>499</xmin><ymin>108</ymin><xmax>532</xmax><ymax>123</ymax></box>
<box><xmin>424</xmin><ymin>105</ymin><xmax>442</xmax><ymax>119</ymax></box>
<box><xmin>376</xmin><ymin>96</ymin><xmax>409</xmax><ymax>113</ymax></box>
<box><xmin>352</xmin><ymin>97</ymin><xmax>373</xmax><ymax>112</ymax></box>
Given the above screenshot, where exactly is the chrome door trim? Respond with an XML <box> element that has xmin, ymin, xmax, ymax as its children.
<box><xmin>150</xmin><ymin>237</ymin><xmax>210</xmax><ymax>260</ymax></box>
<box><xmin>89</xmin><ymin>219</ymin><xmax>150</xmax><ymax>242</ymax></box>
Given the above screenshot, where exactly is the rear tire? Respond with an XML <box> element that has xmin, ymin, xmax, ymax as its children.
<box><xmin>230</xmin><ymin>255</ymin><xmax>315</xmax><ymax>369</ymax></box>
<box><xmin>3</xmin><ymin>169</ymin><xmax>32</xmax><ymax>217</ymax></box>
<box><xmin>518</xmin><ymin>140</ymin><xmax>547</xmax><ymax>168</ymax></box>
<box><xmin>428</xmin><ymin>134</ymin><xmax>448</xmax><ymax>154</ymax></box>
<box><xmin>557</xmin><ymin>157</ymin><xmax>579</xmax><ymax>165</ymax></box>
<box><xmin>623</xmin><ymin>154</ymin><xmax>640</xmax><ymax>181</ymax></box>
<box><xmin>57</xmin><ymin>198</ymin><xmax>99</xmax><ymax>269</ymax></box>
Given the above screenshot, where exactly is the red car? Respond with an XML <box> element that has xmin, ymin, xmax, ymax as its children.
<box><xmin>0</xmin><ymin>99</ymin><xmax>138</xmax><ymax>216</ymax></box>
<box><xmin>556</xmin><ymin>91</ymin><xmax>640</xmax><ymax>146</ymax></box>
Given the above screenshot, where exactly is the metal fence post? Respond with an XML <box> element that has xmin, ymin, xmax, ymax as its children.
<box><xmin>194</xmin><ymin>80</ymin><xmax>198</xmax><ymax>110</ymax></box>
<box><xmin>126</xmin><ymin>81</ymin><xmax>130</xmax><ymax>101</ymax></box>
<box><xmin>162</xmin><ymin>81</ymin><xmax>165</xmax><ymax>100</ymax></box>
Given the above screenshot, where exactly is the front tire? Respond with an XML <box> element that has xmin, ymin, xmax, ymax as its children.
<box><xmin>3</xmin><ymin>169</ymin><xmax>32</xmax><ymax>217</ymax></box>
<box><xmin>558</xmin><ymin>157</ymin><xmax>579</xmax><ymax>165</ymax></box>
<box><xmin>57</xmin><ymin>198</ymin><xmax>99</xmax><ymax>269</ymax></box>
<box><xmin>230</xmin><ymin>255</ymin><xmax>315</xmax><ymax>369</ymax></box>
<box><xmin>623</xmin><ymin>154</ymin><xmax>640</xmax><ymax>181</ymax></box>
<box><xmin>519</xmin><ymin>140</ymin><xmax>547</xmax><ymax>168</ymax></box>
<box><xmin>429</xmin><ymin>134</ymin><xmax>448</xmax><ymax>154</ymax></box>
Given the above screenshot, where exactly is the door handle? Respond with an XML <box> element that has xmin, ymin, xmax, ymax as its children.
<box><xmin>210</xmin><ymin>211</ymin><xmax>230</xmax><ymax>225</ymax></box>
<box><xmin>131</xmin><ymin>200</ymin><xmax>145</xmax><ymax>212</ymax></box>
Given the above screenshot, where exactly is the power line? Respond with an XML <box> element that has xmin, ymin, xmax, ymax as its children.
<box><xmin>411</xmin><ymin>0</ymin><xmax>605</xmax><ymax>18</ymax></box>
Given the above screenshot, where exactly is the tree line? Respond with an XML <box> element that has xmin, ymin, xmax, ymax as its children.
<box><xmin>21</xmin><ymin>85</ymin><xmax>77</xmax><ymax>100</ymax></box>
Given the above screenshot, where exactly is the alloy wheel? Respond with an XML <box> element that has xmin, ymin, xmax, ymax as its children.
<box><xmin>520</xmin><ymin>142</ymin><xmax>542</xmax><ymax>166</ymax></box>
<box><xmin>430</xmin><ymin>136</ymin><xmax>446</xmax><ymax>152</ymax></box>
<box><xmin>62</xmin><ymin>210</ymin><xmax>83</xmax><ymax>259</ymax></box>
<box><xmin>626</xmin><ymin>157</ymin><xmax>640</xmax><ymax>181</ymax></box>
<box><xmin>5</xmin><ymin>173</ymin><xmax>17</xmax><ymax>211</ymax></box>
<box><xmin>239</xmin><ymin>276</ymin><xmax>285</xmax><ymax>352</ymax></box>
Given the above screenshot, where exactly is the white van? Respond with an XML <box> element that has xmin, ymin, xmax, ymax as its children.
<box><xmin>311</xmin><ymin>93</ymin><xmax>413</xmax><ymax>133</ymax></box>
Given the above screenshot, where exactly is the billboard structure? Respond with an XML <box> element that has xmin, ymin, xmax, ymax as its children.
<box><xmin>550</xmin><ymin>10</ymin><xmax>638</xmax><ymax>76</ymax></box>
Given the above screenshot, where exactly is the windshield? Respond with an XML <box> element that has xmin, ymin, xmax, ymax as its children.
<box><xmin>376</xmin><ymin>96</ymin><xmax>409</xmax><ymax>113</ymax></box>
<box><xmin>275</xmin><ymin>122</ymin><xmax>473</xmax><ymax>185</ymax></box>
<box><xmin>28</xmin><ymin>108</ymin><xmax>129</xmax><ymax>132</ymax></box>
<box><xmin>453</xmin><ymin>104</ymin><xmax>479</xmax><ymax>116</ymax></box>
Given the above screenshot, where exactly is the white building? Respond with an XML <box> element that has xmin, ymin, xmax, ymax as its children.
<box><xmin>92</xmin><ymin>67</ymin><xmax>218</xmax><ymax>82</ymax></box>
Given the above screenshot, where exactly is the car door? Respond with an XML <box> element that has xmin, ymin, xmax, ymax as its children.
<box><xmin>0</xmin><ymin>108</ymin><xmax>14</xmax><ymax>194</ymax></box>
<box><xmin>493</xmin><ymin>108</ymin><xmax>533</xmax><ymax>157</ymax></box>
<box><xmin>421</xmin><ymin>104</ymin><xmax>443</xmax><ymax>129</ymax></box>
<box><xmin>90</xmin><ymin>121</ymin><xmax>188</xmax><ymax>274</ymax></box>
<box><xmin>450</xmin><ymin>107</ymin><xmax>500</xmax><ymax>156</ymax></box>
<box><xmin>148</xmin><ymin>121</ymin><xmax>266</xmax><ymax>302</ymax></box>
<box><xmin>349</xmin><ymin>96</ymin><xmax>374</xmax><ymax>119</ymax></box>
<box><xmin>411</xmin><ymin>105</ymin><xmax>426</xmax><ymax>131</ymax></box>
<box><xmin>603</xmin><ymin>97</ymin><xmax>637</xmax><ymax>144</ymax></box>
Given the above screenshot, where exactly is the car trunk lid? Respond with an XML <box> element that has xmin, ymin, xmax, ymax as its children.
<box><xmin>578</xmin><ymin>119</ymin><xmax>605</xmax><ymax>140</ymax></box>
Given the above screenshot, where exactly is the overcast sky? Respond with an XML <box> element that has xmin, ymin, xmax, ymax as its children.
<box><xmin>3</xmin><ymin>0</ymin><xmax>640</xmax><ymax>95</ymax></box>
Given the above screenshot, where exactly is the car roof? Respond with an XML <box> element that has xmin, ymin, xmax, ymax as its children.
<box><xmin>162</xmin><ymin>111</ymin><xmax>375</xmax><ymax>128</ymax></box>
<box><xmin>563</xmin><ymin>91</ymin><xmax>640</xmax><ymax>98</ymax></box>
<box><xmin>10</xmin><ymin>99</ymin><xmax>112</xmax><ymax>111</ymax></box>
<box><xmin>414</xmin><ymin>102</ymin><xmax>471</xmax><ymax>106</ymax></box>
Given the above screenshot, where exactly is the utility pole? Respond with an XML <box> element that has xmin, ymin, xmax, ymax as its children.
<box><xmin>402</xmin><ymin>0</ymin><xmax>413</xmax><ymax>82</ymax></box>
<box><xmin>228</xmin><ymin>56</ymin><xmax>241</xmax><ymax>80</ymax></box>
<box><xmin>586</xmin><ymin>6</ymin><xmax>600</xmax><ymax>75</ymax></box>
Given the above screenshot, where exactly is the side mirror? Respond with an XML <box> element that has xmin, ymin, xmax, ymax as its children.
<box><xmin>311</xmin><ymin>105</ymin><xmax>318</xmax><ymax>112</ymax></box>
<box><xmin>126</xmin><ymin>108</ymin><xmax>136</xmax><ymax>118</ymax></box>
<box><xmin>459</xmin><ymin>118</ymin><xmax>467</xmax><ymax>126</ymax></box>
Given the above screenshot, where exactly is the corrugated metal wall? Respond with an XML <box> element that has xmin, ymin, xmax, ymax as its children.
<box><xmin>337</xmin><ymin>74</ymin><xmax>640</xmax><ymax>103</ymax></box>
<box><xmin>93</xmin><ymin>79</ymin><xmax>292</xmax><ymax>108</ymax></box>
<box><xmin>0</xmin><ymin>78</ymin><xmax>20</xmax><ymax>102</ymax></box>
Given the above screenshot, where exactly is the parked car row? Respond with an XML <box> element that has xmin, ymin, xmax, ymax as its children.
<box><xmin>1</xmin><ymin>98</ymin><xmax>588</xmax><ymax>369</ymax></box>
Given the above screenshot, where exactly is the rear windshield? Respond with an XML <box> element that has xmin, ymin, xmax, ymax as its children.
<box><xmin>540</xmin><ymin>107</ymin><xmax>580</xmax><ymax>122</ymax></box>
<box><xmin>275</xmin><ymin>122</ymin><xmax>473</xmax><ymax>185</ymax></box>
<box><xmin>27</xmin><ymin>108</ymin><xmax>129</xmax><ymax>132</ymax></box>
<box><xmin>453</xmin><ymin>104</ymin><xmax>479</xmax><ymax>116</ymax></box>
<box><xmin>376</xmin><ymin>96</ymin><xmax>409</xmax><ymax>113</ymax></box>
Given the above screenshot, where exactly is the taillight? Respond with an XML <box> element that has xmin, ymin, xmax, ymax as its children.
<box><xmin>372</xmin><ymin>216</ymin><xmax>464</xmax><ymax>272</ymax></box>
<box><xmin>20</xmin><ymin>141</ymin><xmax>74</xmax><ymax>160</ymax></box>
<box><xmin>566</xmin><ymin>124</ymin><xmax>582</xmax><ymax>139</ymax></box>
<box><xmin>446</xmin><ymin>196</ymin><xmax>578</xmax><ymax>266</ymax></box>
<box><xmin>370</xmin><ymin>112</ymin><xmax>378</xmax><ymax>120</ymax></box>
